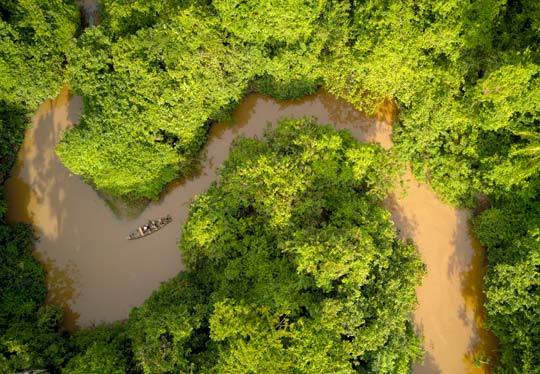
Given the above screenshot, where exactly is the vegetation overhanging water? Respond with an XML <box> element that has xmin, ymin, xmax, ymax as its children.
<box><xmin>7</xmin><ymin>88</ymin><xmax>497</xmax><ymax>373</ymax></box>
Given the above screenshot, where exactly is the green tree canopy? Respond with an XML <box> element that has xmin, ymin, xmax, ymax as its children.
<box><xmin>62</xmin><ymin>324</ymin><xmax>134</xmax><ymax>374</ymax></box>
<box><xmin>0</xmin><ymin>0</ymin><xmax>78</xmax><ymax>109</ymax></box>
<box><xmin>58</xmin><ymin>0</ymin><xmax>353</xmax><ymax>200</ymax></box>
<box><xmin>1</xmin><ymin>0</ymin><xmax>539</xmax><ymax>371</ymax></box>
<box><xmin>128</xmin><ymin>119</ymin><xmax>424</xmax><ymax>373</ymax></box>
<box><xmin>474</xmin><ymin>198</ymin><xmax>540</xmax><ymax>372</ymax></box>
<box><xmin>60</xmin><ymin>5</ymin><xmax>256</xmax><ymax>200</ymax></box>
<box><xmin>0</xmin><ymin>1</ymin><xmax>78</xmax><ymax>372</ymax></box>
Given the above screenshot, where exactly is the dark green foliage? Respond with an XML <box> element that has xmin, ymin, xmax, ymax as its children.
<box><xmin>0</xmin><ymin>104</ymin><xmax>27</xmax><ymax>183</ymax></box>
<box><xmin>62</xmin><ymin>324</ymin><xmax>135</xmax><ymax>374</ymax></box>
<box><xmin>253</xmin><ymin>75</ymin><xmax>321</xmax><ymax>101</ymax></box>
<box><xmin>0</xmin><ymin>0</ymin><xmax>79</xmax><ymax>109</ymax></box>
<box><xmin>2</xmin><ymin>305</ymin><xmax>69</xmax><ymax>372</ymax></box>
<box><xmin>474</xmin><ymin>198</ymin><xmax>540</xmax><ymax>373</ymax></box>
<box><xmin>128</xmin><ymin>273</ymin><xmax>210</xmax><ymax>373</ymax></box>
<box><xmin>0</xmin><ymin>220</ymin><xmax>44</xmax><ymax>327</ymax></box>
<box><xmin>0</xmin><ymin>199</ymin><xmax>70</xmax><ymax>372</ymax></box>
<box><xmin>128</xmin><ymin>119</ymin><xmax>424</xmax><ymax>373</ymax></box>
<box><xmin>0</xmin><ymin>1</ymin><xmax>78</xmax><ymax>372</ymax></box>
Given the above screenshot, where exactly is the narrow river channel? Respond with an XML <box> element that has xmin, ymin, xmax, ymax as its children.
<box><xmin>6</xmin><ymin>88</ymin><xmax>496</xmax><ymax>373</ymax></box>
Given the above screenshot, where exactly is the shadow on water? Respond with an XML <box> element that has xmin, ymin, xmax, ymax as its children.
<box><xmin>0</xmin><ymin>101</ymin><xmax>31</xmax><ymax>184</ymax></box>
<box><xmin>414</xmin><ymin>353</ymin><xmax>443</xmax><ymax>374</ymax></box>
<box><xmin>412</xmin><ymin>321</ymin><xmax>443</xmax><ymax>374</ymax></box>
<box><xmin>384</xmin><ymin>167</ymin><xmax>497</xmax><ymax>374</ymax></box>
<box><xmin>5</xmin><ymin>87</ymin><xmax>496</xmax><ymax>374</ymax></box>
<box><xmin>5</xmin><ymin>174</ymin><xmax>32</xmax><ymax>223</ymax></box>
<box><xmin>384</xmin><ymin>187</ymin><xmax>418</xmax><ymax>241</ymax></box>
<box><xmin>35</xmin><ymin>253</ymin><xmax>81</xmax><ymax>331</ymax></box>
<box><xmin>449</xmin><ymin>221</ymin><xmax>499</xmax><ymax>372</ymax></box>
<box><xmin>6</xmin><ymin>88</ymin><xmax>86</xmax><ymax>329</ymax></box>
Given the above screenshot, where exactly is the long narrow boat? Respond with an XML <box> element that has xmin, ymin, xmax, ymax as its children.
<box><xmin>126</xmin><ymin>214</ymin><xmax>172</xmax><ymax>240</ymax></box>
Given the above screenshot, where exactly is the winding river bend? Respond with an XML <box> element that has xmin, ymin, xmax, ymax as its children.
<box><xmin>6</xmin><ymin>88</ymin><xmax>496</xmax><ymax>373</ymax></box>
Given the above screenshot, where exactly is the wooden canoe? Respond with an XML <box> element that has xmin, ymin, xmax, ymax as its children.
<box><xmin>126</xmin><ymin>214</ymin><xmax>172</xmax><ymax>240</ymax></box>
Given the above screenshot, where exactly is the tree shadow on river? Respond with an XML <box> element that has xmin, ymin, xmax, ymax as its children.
<box><xmin>412</xmin><ymin>323</ymin><xmax>443</xmax><ymax>374</ymax></box>
<box><xmin>36</xmin><ymin>253</ymin><xmax>81</xmax><ymax>331</ymax></box>
<box><xmin>448</xmin><ymin>218</ymin><xmax>499</xmax><ymax>372</ymax></box>
<box><xmin>7</xmin><ymin>89</ymin><xmax>88</xmax><ymax>329</ymax></box>
<box><xmin>384</xmin><ymin>191</ymin><xmax>419</xmax><ymax>241</ymax></box>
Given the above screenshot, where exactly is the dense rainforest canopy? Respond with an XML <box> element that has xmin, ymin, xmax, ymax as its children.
<box><xmin>474</xmin><ymin>198</ymin><xmax>540</xmax><ymax>372</ymax></box>
<box><xmin>125</xmin><ymin>119</ymin><xmax>424</xmax><ymax>373</ymax></box>
<box><xmin>58</xmin><ymin>0</ymin><xmax>540</xmax><ymax>207</ymax></box>
<box><xmin>0</xmin><ymin>0</ymin><xmax>539</xmax><ymax>373</ymax></box>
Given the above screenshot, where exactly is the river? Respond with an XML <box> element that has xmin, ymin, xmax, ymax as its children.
<box><xmin>6</xmin><ymin>88</ymin><xmax>496</xmax><ymax>373</ymax></box>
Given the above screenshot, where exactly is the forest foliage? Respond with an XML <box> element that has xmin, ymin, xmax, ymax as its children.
<box><xmin>58</xmin><ymin>0</ymin><xmax>349</xmax><ymax>200</ymax></box>
<box><xmin>59</xmin><ymin>0</ymin><xmax>540</xmax><ymax>207</ymax></box>
<box><xmin>0</xmin><ymin>1</ymin><xmax>78</xmax><ymax>372</ymax></box>
<box><xmin>126</xmin><ymin>119</ymin><xmax>424</xmax><ymax>373</ymax></box>
<box><xmin>60</xmin><ymin>4</ymin><xmax>540</xmax><ymax>370</ymax></box>
<box><xmin>0</xmin><ymin>0</ymin><xmax>539</xmax><ymax>372</ymax></box>
<box><xmin>0</xmin><ymin>0</ymin><xmax>78</xmax><ymax>181</ymax></box>
<box><xmin>474</xmin><ymin>198</ymin><xmax>540</xmax><ymax>373</ymax></box>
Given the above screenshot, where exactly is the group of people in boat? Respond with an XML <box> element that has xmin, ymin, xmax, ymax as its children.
<box><xmin>141</xmin><ymin>220</ymin><xmax>159</xmax><ymax>234</ymax></box>
<box><xmin>127</xmin><ymin>214</ymin><xmax>173</xmax><ymax>240</ymax></box>
<box><xmin>141</xmin><ymin>215</ymin><xmax>171</xmax><ymax>234</ymax></box>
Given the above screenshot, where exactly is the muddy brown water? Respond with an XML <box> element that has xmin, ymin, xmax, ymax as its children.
<box><xmin>6</xmin><ymin>88</ymin><xmax>496</xmax><ymax>372</ymax></box>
